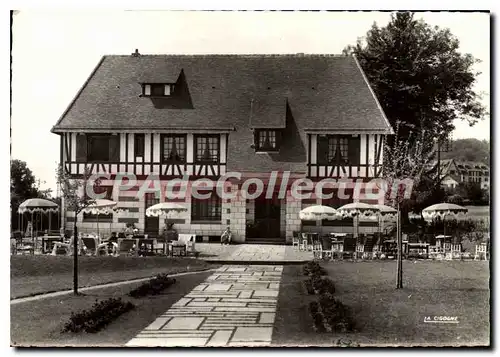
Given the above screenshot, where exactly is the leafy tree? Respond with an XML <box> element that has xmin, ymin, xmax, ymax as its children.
<box><xmin>344</xmin><ymin>12</ymin><xmax>487</xmax><ymax>145</ymax></box>
<box><xmin>56</xmin><ymin>164</ymin><xmax>99</xmax><ymax>294</ymax></box>
<box><xmin>11</xmin><ymin>159</ymin><xmax>52</xmax><ymax>231</ymax></box>
<box><xmin>441</xmin><ymin>138</ymin><xmax>490</xmax><ymax>164</ymax></box>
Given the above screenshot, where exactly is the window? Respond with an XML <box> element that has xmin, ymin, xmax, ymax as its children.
<box><xmin>134</xmin><ymin>134</ymin><xmax>144</xmax><ymax>158</ymax></box>
<box><xmin>191</xmin><ymin>191</ymin><xmax>222</xmax><ymax>222</ymax></box>
<box><xmin>255</xmin><ymin>130</ymin><xmax>280</xmax><ymax>151</ymax></box>
<box><xmin>77</xmin><ymin>134</ymin><xmax>120</xmax><ymax>162</ymax></box>
<box><xmin>161</xmin><ymin>134</ymin><xmax>186</xmax><ymax>163</ymax></box>
<box><xmin>142</xmin><ymin>83</ymin><xmax>174</xmax><ymax>97</ymax></box>
<box><xmin>317</xmin><ymin>135</ymin><xmax>360</xmax><ymax>166</ymax></box>
<box><xmin>327</xmin><ymin>137</ymin><xmax>348</xmax><ymax>163</ymax></box>
<box><xmin>195</xmin><ymin>135</ymin><xmax>219</xmax><ymax>163</ymax></box>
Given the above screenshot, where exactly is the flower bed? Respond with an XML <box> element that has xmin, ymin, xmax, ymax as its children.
<box><xmin>128</xmin><ymin>273</ymin><xmax>176</xmax><ymax>298</ymax></box>
<box><xmin>62</xmin><ymin>298</ymin><xmax>135</xmax><ymax>333</ymax></box>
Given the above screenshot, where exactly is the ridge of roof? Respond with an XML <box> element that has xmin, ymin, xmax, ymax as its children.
<box><xmin>101</xmin><ymin>53</ymin><xmax>350</xmax><ymax>58</ymax></box>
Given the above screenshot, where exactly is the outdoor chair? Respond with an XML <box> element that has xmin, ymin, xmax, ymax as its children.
<box><xmin>82</xmin><ymin>237</ymin><xmax>98</xmax><ymax>256</ymax></box>
<box><xmin>292</xmin><ymin>231</ymin><xmax>301</xmax><ymax>250</ymax></box>
<box><xmin>451</xmin><ymin>244</ymin><xmax>462</xmax><ymax>260</ymax></box>
<box><xmin>355</xmin><ymin>244</ymin><xmax>365</xmax><ymax>260</ymax></box>
<box><xmin>319</xmin><ymin>235</ymin><xmax>332</xmax><ymax>260</ymax></box>
<box><xmin>178</xmin><ymin>234</ymin><xmax>197</xmax><ymax>256</ymax></box>
<box><xmin>474</xmin><ymin>243</ymin><xmax>488</xmax><ymax>260</ymax></box>
<box><xmin>343</xmin><ymin>237</ymin><xmax>356</xmax><ymax>259</ymax></box>
<box><xmin>300</xmin><ymin>233</ymin><xmax>308</xmax><ymax>251</ymax></box>
<box><xmin>118</xmin><ymin>238</ymin><xmax>138</xmax><ymax>256</ymax></box>
<box><xmin>154</xmin><ymin>236</ymin><xmax>168</xmax><ymax>255</ymax></box>
<box><xmin>331</xmin><ymin>240</ymin><xmax>344</xmax><ymax>260</ymax></box>
<box><xmin>372</xmin><ymin>244</ymin><xmax>381</xmax><ymax>259</ymax></box>
<box><xmin>12</xmin><ymin>231</ymin><xmax>34</xmax><ymax>255</ymax></box>
<box><xmin>138</xmin><ymin>238</ymin><xmax>155</xmax><ymax>256</ymax></box>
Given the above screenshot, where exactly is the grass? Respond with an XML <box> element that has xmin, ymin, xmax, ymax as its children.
<box><xmin>11</xmin><ymin>270</ymin><xmax>212</xmax><ymax>347</ymax></box>
<box><xmin>273</xmin><ymin>260</ymin><xmax>490</xmax><ymax>347</ymax></box>
<box><xmin>11</xmin><ymin>255</ymin><xmax>213</xmax><ymax>299</ymax></box>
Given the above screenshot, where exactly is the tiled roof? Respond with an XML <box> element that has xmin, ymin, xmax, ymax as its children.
<box><xmin>52</xmin><ymin>54</ymin><xmax>394</xmax><ymax>173</ymax></box>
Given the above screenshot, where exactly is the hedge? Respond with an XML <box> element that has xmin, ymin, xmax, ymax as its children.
<box><xmin>62</xmin><ymin>298</ymin><xmax>135</xmax><ymax>333</ymax></box>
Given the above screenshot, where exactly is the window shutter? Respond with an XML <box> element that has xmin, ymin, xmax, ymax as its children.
<box><xmin>76</xmin><ymin>134</ymin><xmax>87</xmax><ymax>162</ymax></box>
<box><xmin>348</xmin><ymin>136</ymin><xmax>360</xmax><ymax>165</ymax></box>
<box><xmin>317</xmin><ymin>135</ymin><xmax>329</xmax><ymax>165</ymax></box>
<box><xmin>109</xmin><ymin>135</ymin><xmax>120</xmax><ymax>162</ymax></box>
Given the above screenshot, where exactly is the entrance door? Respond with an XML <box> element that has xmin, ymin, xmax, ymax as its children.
<box><xmin>144</xmin><ymin>193</ymin><xmax>160</xmax><ymax>237</ymax></box>
<box><xmin>253</xmin><ymin>196</ymin><xmax>281</xmax><ymax>238</ymax></box>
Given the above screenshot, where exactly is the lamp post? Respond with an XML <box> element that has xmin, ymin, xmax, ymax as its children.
<box><xmin>396</xmin><ymin>200</ymin><xmax>403</xmax><ymax>289</ymax></box>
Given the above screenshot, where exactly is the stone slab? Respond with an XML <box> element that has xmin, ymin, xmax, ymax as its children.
<box><xmin>259</xmin><ymin>313</ymin><xmax>276</xmax><ymax>324</ymax></box>
<box><xmin>204</xmin><ymin>284</ymin><xmax>232</xmax><ymax>292</ymax></box>
<box><xmin>171</xmin><ymin>298</ymin><xmax>192</xmax><ymax>307</ymax></box>
<box><xmin>231</xmin><ymin>327</ymin><xmax>273</xmax><ymax>342</ymax></box>
<box><xmin>206</xmin><ymin>330</ymin><xmax>233</xmax><ymax>346</ymax></box>
<box><xmin>163</xmin><ymin>317</ymin><xmax>204</xmax><ymax>330</ymax></box>
<box><xmin>144</xmin><ymin>317</ymin><xmax>171</xmax><ymax>330</ymax></box>
<box><xmin>252</xmin><ymin>290</ymin><xmax>279</xmax><ymax>298</ymax></box>
<box><xmin>126</xmin><ymin>337</ymin><xmax>208</xmax><ymax>347</ymax></box>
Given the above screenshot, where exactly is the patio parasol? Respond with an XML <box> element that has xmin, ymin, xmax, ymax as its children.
<box><xmin>18</xmin><ymin>198</ymin><xmax>59</xmax><ymax>252</ymax></box>
<box><xmin>299</xmin><ymin>205</ymin><xmax>338</xmax><ymax>221</ymax></box>
<box><xmin>422</xmin><ymin>203</ymin><xmax>468</xmax><ymax>237</ymax></box>
<box><xmin>81</xmin><ymin>199</ymin><xmax>118</xmax><ymax>238</ymax></box>
<box><xmin>337</xmin><ymin>202</ymin><xmax>380</xmax><ymax>238</ymax></box>
<box><xmin>146</xmin><ymin>202</ymin><xmax>189</xmax><ymax>231</ymax></box>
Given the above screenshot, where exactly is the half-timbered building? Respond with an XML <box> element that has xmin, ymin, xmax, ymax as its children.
<box><xmin>51</xmin><ymin>53</ymin><xmax>394</xmax><ymax>243</ymax></box>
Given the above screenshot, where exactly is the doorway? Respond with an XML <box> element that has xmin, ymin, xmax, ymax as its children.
<box><xmin>144</xmin><ymin>193</ymin><xmax>159</xmax><ymax>236</ymax></box>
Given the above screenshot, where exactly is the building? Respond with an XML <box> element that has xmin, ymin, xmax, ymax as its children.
<box><xmin>51</xmin><ymin>53</ymin><xmax>394</xmax><ymax>244</ymax></box>
<box><xmin>429</xmin><ymin>159</ymin><xmax>489</xmax><ymax>190</ymax></box>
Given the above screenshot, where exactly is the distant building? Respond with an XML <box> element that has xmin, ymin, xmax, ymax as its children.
<box><xmin>428</xmin><ymin>159</ymin><xmax>489</xmax><ymax>190</ymax></box>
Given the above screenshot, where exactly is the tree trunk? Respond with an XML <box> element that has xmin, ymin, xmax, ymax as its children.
<box><xmin>73</xmin><ymin>217</ymin><xmax>78</xmax><ymax>295</ymax></box>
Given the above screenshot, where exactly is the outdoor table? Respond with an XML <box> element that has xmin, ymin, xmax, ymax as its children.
<box><xmin>407</xmin><ymin>243</ymin><xmax>430</xmax><ymax>259</ymax></box>
<box><xmin>167</xmin><ymin>242</ymin><xmax>187</xmax><ymax>257</ymax></box>
<box><xmin>138</xmin><ymin>238</ymin><xmax>155</xmax><ymax>256</ymax></box>
<box><xmin>41</xmin><ymin>235</ymin><xmax>63</xmax><ymax>254</ymax></box>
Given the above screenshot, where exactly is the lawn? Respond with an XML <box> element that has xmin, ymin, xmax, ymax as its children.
<box><xmin>11</xmin><ymin>255</ymin><xmax>214</xmax><ymax>299</ymax></box>
<box><xmin>11</xmin><ymin>270</ymin><xmax>212</xmax><ymax>347</ymax></box>
<box><xmin>273</xmin><ymin>260</ymin><xmax>490</xmax><ymax>347</ymax></box>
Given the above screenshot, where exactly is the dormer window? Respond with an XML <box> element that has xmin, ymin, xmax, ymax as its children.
<box><xmin>142</xmin><ymin>83</ymin><xmax>175</xmax><ymax>97</ymax></box>
<box><xmin>254</xmin><ymin>129</ymin><xmax>281</xmax><ymax>152</ymax></box>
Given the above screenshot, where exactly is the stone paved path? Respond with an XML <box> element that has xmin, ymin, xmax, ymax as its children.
<box><xmin>126</xmin><ymin>265</ymin><xmax>283</xmax><ymax>347</ymax></box>
<box><xmin>196</xmin><ymin>243</ymin><xmax>313</xmax><ymax>262</ymax></box>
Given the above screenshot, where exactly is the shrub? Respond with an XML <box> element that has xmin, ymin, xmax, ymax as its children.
<box><xmin>310</xmin><ymin>276</ymin><xmax>336</xmax><ymax>295</ymax></box>
<box><xmin>309</xmin><ymin>301</ymin><xmax>326</xmax><ymax>333</ymax></box>
<box><xmin>62</xmin><ymin>298</ymin><xmax>135</xmax><ymax>333</ymax></box>
<box><xmin>319</xmin><ymin>293</ymin><xmax>356</xmax><ymax>333</ymax></box>
<box><xmin>303</xmin><ymin>261</ymin><xmax>327</xmax><ymax>277</ymax></box>
<box><xmin>128</xmin><ymin>273</ymin><xmax>176</xmax><ymax>298</ymax></box>
<box><xmin>304</xmin><ymin>279</ymin><xmax>315</xmax><ymax>295</ymax></box>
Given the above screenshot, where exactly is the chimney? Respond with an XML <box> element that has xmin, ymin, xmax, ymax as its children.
<box><xmin>132</xmin><ymin>49</ymin><xmax>140</xmax><ymax>57</ymax></box>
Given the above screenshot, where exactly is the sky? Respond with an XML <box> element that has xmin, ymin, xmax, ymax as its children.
<box><xmin>11</xmin><ymin>10</ymin><xmax>491</xmax><ymax>194</ymax></box>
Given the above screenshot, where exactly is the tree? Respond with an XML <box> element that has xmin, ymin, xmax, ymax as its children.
<box><xmin>11</xmin><ymin>159</ymin><xmax>52</xmax><ymax>231</ymax></box>
<box><xmin>56</xmin><ymin>165</ymin><xmax>99</xmax><ymax>294</ymax></box>
<box><xmin>441</xmin><ymin>138</ymin><xmax>490</xmax><ymax>164</ymax></box>
<box><xmin>344</xmin><ymin>12</ymin><xmax>487</xmax><ymax>145</ymax></box>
